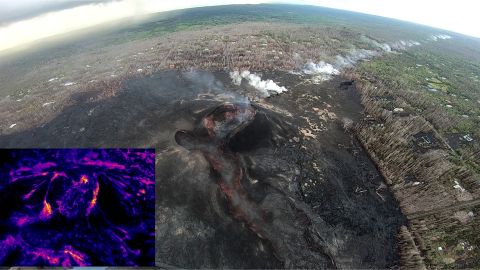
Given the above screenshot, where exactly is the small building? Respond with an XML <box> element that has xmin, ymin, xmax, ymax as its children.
<box><xmin>463</xmin><ymin>134</ymin><xmax>474</xmax><ymax>142</ymax></box>
<box><xmin>364</xmin><ymin>114</ymin><xmax>376</xmax><ymax>122</ymax></box>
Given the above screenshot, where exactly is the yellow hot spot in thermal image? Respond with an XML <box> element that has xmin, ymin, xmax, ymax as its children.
<box><xmin>80</xmin><ymin>175</ymin><xmax>88</xmax><ymax>184</ymax></box>
<box><xmin>90</xmin><ymin>183</ymin><xmax>100</xmax><ymax>208</ymax></box>
<box><xmin>64</xmin><ymin>247</ymin><xmax>85</xmax><ymax>264</ymax></box>
<box><xmin>41</xmin><ymin>200</ymin><xmax>52</xmax><ymax>217</ymax></box>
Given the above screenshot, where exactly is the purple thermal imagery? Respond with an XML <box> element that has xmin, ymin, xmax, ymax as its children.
<box><xmin>0</xmin><ymin>149</ymin><xmax>155</xmax><ymax>266</ymax></box>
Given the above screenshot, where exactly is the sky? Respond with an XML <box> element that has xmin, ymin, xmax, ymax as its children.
<box><xmin>0</xmin><ymin>0</ymin><xmax>479</xmax><ymax>53</ymax></box>
<box><xmin>299</xmin><ymin>0</ymin><xmax>480</xmax><ymax>37</ymax></box>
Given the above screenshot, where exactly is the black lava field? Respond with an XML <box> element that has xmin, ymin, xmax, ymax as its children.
<box><xmin>0</xmin><ymin>71</ymin><xmax>405</xmax><ymax>268</ymax></box>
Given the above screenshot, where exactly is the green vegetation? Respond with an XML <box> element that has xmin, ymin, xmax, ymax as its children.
<box><xmin>105</xmin><ymin>4</ymin><xmax>433</xmax><ymax>45</ymax></box>
<box><xmin>358</xmin><ymin>41</ymin><xmax>480</xmax><ymax>143</ymax></box>
<box><xmin>355</xmin><ymin>30</ymin><xmax>480</xmax><ymax>269</ymax></box>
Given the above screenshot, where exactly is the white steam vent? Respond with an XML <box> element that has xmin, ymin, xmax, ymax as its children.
<box><xmin>390</xmin><ymin>40</ymin><xmax>421</xmax><ymax>50</ymax></box>
<box><xmin>430</xmin><ymin>34</ymin><xmax>452</xmax><ymax>41</ymax></box>
<box><xmin>300</xmin><ymin>60</ymin><xmax>340</xmax><ymax>83</ymax></box>
<box><xmin>229</xmin><ymin>70</ymin><xmax>288</xmax><ymax>98</ymax></box>
<box><xmin>303</xmin><ymin>61</ymin><xmax>340</xmax><ymax>76</ymax></box>
<box><xmin>335</xmin><ymin>49</ymin><xmax>380</xmax><ymax>68</ymax></box>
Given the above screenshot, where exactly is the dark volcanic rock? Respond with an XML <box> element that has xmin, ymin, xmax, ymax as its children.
<box><xmin>0</xmin><ymin>70</ymin><xmax>405</xmax><ymax>269</ymax></box>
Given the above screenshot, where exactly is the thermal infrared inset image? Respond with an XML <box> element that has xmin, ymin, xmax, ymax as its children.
<box><xmin>0</xmin><ymin>149</ymin><xmax>155</xmax><ymax>266</ymax></box>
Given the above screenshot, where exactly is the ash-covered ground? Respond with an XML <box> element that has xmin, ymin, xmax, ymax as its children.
<box><xmin>0</xmin><ymin>70</ymin><xmax>405</xmax><ymax>268</ymax></box>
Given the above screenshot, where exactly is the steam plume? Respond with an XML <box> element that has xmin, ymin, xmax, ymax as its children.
<box><xmin>430</xmin><ymin>34</ymin><xmax>452</xmax><ymax>41</ymax></box>
<box><xmin>229</xmin><ymin>70</ymin><xmax>288</xmax><ymax>98</ymax></box>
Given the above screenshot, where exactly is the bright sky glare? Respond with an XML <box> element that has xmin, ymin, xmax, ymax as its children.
<box><xmin>0</xmin><ymin>0</ymin><xmax>478</xmax><ymax>53</ymax></box>
<box><xmin>298</xmin><ymin>0</ymin><xmax>480</xmax><ymax>38</ymax></box>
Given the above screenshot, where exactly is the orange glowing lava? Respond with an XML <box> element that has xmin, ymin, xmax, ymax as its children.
<box><xmin>80</xmin><ymin>175</ymin><xmax>88</xmax><ymax>184</ymax></box>
<box><xmin>87</xmin><ymin>182</ymin><xmax>100</xmax><ymax>215</ymax></box>
<box><xmin>41</xmin><ymin>200</ymin><xmax>52</xmax><ymax>217</ymax></box>
<box><xmin>64</xmin><ymin>246</ymin><xmax>85</xmax><ymax>265</ymax></box>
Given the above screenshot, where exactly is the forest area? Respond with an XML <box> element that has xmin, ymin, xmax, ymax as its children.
<box><xmin>347</xmin><ymin>39</ymin><xmax>480</xmax><ymax>267</ymax></box>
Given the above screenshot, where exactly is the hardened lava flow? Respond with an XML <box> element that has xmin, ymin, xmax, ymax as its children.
<box><xmin>175</xmin><ymin>103</ymin><xmax>264</xmax><ymax>234</ymax></box>
<box><xmin>175</xmin><ymin>103</ymin><xmax>337</xmax><ymax>267</ymax></box>
<box><xmin>0</xmin><ymin>149</ymin><xmax>155</xmax><ymax>266</ymax></box>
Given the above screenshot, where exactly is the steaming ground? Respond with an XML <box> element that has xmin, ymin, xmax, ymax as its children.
<box><xmin>0</xmin><ymin>70</ymin><xmax>405</xmax><ymax>268</ymax></box>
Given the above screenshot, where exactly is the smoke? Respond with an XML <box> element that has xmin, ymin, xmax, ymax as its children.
<box><xmin>430</xmin><ymin>34</ymin><xmax>452</xmax><ymax>41</ymax></box>
<box><xmin>297</xmin><ymin>49</ymin><xmax>379</xmax><ymax>83</ymax></box>
<box><xmin>184</xmin><ymin>69</ymin><xmax>224</xmax><ymax>93</ymax></box>
<box><xmin>335</xmin><ymin>49</ymin><xmax>380</xmax><ymax>68</ymax></box>
<box><xmin>292</xmin><ymin>52</ymin><xmax>305</xmax><ymax>67</ymax></box>
<box><xmin>229</xmin><ymin>70</ymin><xmax>288</xmax><ymax>98</ymax></box>
<box><xmin>294</xmin><ymin>32</ymin><xmax>450</xmax><ymax>84</ymax></box>
<box><xmin>297</xmin><ymin>38</ymin><xmax>422</xmax><ymax>83</ymax></box>
<box><xmin>378</xmin><ymin>43</ymin><xmax>392</xmax><ymax>52</ymax></box>
<box><xmin>361</xmin><ymin>36</ymin><xmax>392</xmax><ymax>52</ymax></box>
<box><xmin>361</xmin><ymin>35</ymin><xmax>423</xmax><ymax>52</ymax></box>
<box><xmin>299</xmin><ymin>61</ymin><xmax>340</xmax><ymax>83</ymax></box>
<box><xmin>389</xmin><ymin>40</ymin><xmax>421</xmax><ymax>50</ymax></box>
<box><xmin>341</xmin><ymin>117</ymin><xmax>354</xmax><ymax>131</ymax></box>
<box><xmin>230</xmin><ymin>70</ymin><xmax>243</xmax><ymax>86</ymax></box>
<box><xmin>303</xmin><ymin>61</ymin><xmax>340</xmax><ymax>76</ymax></box>
<box><xmin>183</xmin><ymin>69</ymin><xmax>250</xmax><ymax>106</ymax></box>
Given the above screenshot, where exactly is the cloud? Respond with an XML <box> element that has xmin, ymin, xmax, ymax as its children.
<box><xmin>293</xmin><ymin>0</ymin><xmax>480</xmax><ymax>38</ymax></box>
<box><xmin>0</xmin><ymin>0</ymin><xmax>143</xmax><ymax>52</ymax></box>
<box><xmin>0</xmin><ymin>0</ymin><xmax>478</xmax><ymax>54</ymax></box>
<box><xmin>0</xmin><ymin>0</ymin><xmax>105</xmax><ymax>25</ymax></box>
<box><xmin>0</xmin><ymin>0</ymin><xmax>265</xmax><ymax>53</ymax></box>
